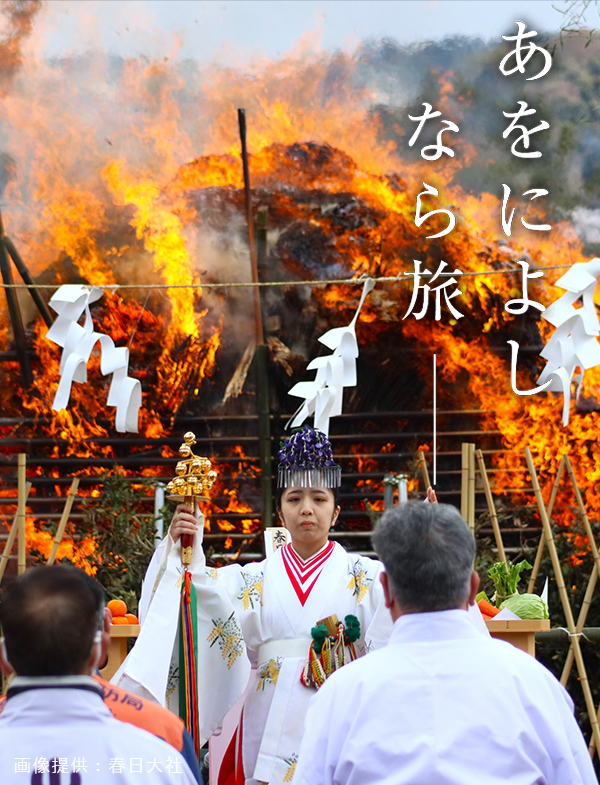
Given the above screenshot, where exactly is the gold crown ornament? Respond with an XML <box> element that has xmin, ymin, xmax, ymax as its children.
<box><xmin>167</xmin><ymin>432</ymin><xmax>217</xmax><ymax>564</ymax></box>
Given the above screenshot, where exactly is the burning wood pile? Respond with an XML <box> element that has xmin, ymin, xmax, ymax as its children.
<box><xmin>0</xmin><ymin>133</ymin><xmax>593</xmax><ymax>561</ymax></box>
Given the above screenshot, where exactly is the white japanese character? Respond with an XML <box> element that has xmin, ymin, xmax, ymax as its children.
<box><xmin>402</xmin><ymin>260</ymin><xmax>464</xmax><ymax>321</ymax></box>
<box><xmin>415</xmin><ymin>182</ymin><xmax>456</xmax><ymax>239</ymax></box>
<box><xmin>109</xmin><ymin>757</ymin><xmax>126</xmax><ymax>774</ymax></box>
<box><xmin>165</xmin><ymin>756</ymin><xmax>184</xmax><ymax>774</ymax></box>
<box><xmin>503</xmin><ymin>102</ymin><xmax>550</xmax><ymax>158</ymax></box>
<box><xmin>504</xmin><ymin>261</ymin><xmax>545</xmax><ymax>315</ymax></box>
<box><xmin>51</xmin><ymin>758</ymin><xmax>69</xmax><ymax>774</ymax></box>
<box><xmin>499</xmin><ymin>21</ymin><xmax>552</xmax><ymax>80</ymax></box>
<box><xmin>130</xmin><ymin>757</ymin><xmax>143</xmax><ymax>773</ymax></box>
<box><xmin>14</xmin><ymin>758</ymin><xmax>30</xmax><ymax>774</ymax></box>
<box><xmin>71</xmin><ymin>757</ymin><xmax>87</xmax><ymax>774</ymax></box>
<box><xmin>408</xmin><ymin>102</ymin><xmax>459</xmax><ymax>160</ymax></box>
<box><xmin>508</xmin><ymin>340</ymin><xmax>552</xmax><ymax>395</ymax></box>
<box><xmin>501</xmin><ymin>185</ymin><xmax>551</xmax><ymax>236</ymax></box>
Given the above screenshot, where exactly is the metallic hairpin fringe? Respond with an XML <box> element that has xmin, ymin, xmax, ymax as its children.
<box><xmin>277</xmin><ymin>466</ymin><xmax>341</xmax><ymax>489</ymax></box>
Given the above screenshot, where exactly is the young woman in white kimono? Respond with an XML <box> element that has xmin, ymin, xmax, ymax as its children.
<box><xmin>115</xmin><ymin>427</ymin><xmax>396</xmax><ymax>785</ymax></box>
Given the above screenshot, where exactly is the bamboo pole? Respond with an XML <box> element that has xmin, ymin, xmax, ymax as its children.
<box><xmin>561</xmin><ymin>564</ymin><xmax>597</xmax><ymax>686</ymax></box>
<box><xmin>562</xmin><ymin>455</ymin><xmax>600</xmax><ymax>756</ymax></box>
<box><xmin>525</xmin><ymin>448</ymin><xmax>600</xmax><ymax>752</ymax></box>
<box><xmin>527</xmin><ymin>455</ymin><xmax>566</xmax><ymax>593</ymax></box>
<box><xmin>418</xmin><ymin>450</ymin><xmax>430</xmax><ymax>491</ymax></box>
<box><xmin>0</xmin><ymin>482</ymin><xmax>32</xmax><ymax>584</ymax></box>
<box><xmin>475</xmin><ymin>449</ymin><xmax>506</xmax><ymax>563</ymax></box>
<box><xmin>46</xmin><ymin>477</ymin><xmax>80</xmax><ymax>566</ymax></box>
<box><xmin>564</xmin><ymin>455</ymin><xmax>600</xmax><ymax>574</ymax></box>
<box><xmin>461</xmin><ymin>442</ymin><xmax>468</xmax><ymax>519</ymax></box>
<box><xmin>467</xmin><ymin>443</ymin><xmax>475</xmax><ymax>531</ymax></box>
<box><xmin>17</xmin><ymin>454</ymin><xmax>27</xmax><ymax>575</ymax></box>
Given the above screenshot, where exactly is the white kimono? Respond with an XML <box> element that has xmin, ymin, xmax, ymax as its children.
<box><xmin>115</xmin><ymin>531</ymin><xmax>392</xmax><ymax>785</ymax></box>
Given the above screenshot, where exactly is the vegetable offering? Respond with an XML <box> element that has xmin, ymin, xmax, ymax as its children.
<box><xmin>488</xmin><ymin>560</ymin><xmax>532</xmax><ymax>603</ymax></box>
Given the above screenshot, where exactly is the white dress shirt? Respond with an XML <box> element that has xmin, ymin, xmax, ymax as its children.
<box><xmin>0</xmin><ymin>677</ymin><xmax>197</xmax><ymax>784</ymax></box>
<box><xmin>294</xmin><ymin>609</ymin><xmax>597</xmax><ymax>785</ymax></box>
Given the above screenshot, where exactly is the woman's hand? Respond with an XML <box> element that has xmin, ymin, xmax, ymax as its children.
<box><xmin>426</xmin><ymin>486</ymin><xmax>438</xmax><ymax>504</ymax></box>
<box><xmin>169</xmin><ymin>503</ymin><xmax>199</xmax><ymax>543</ymax></box>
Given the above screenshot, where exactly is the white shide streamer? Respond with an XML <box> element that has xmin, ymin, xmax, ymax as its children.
<box><xmin>286</xmin><ymin>277</ymin><xmax>375</xmax><ymax>435</ymax></box>
<box><xmin>537</xmin><ymin>258</ymin><xmax>600</xmax><ymax>426</ymax></box>
<box><xmin>46</xmin><ymin>284</ymin><xmax>141</xmax><ymax>433</ymax></box>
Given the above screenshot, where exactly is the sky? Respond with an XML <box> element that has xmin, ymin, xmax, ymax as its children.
<box><xmin>33</xmin><ymin>1</ymin><xmax>573</xmax><ymax>63</ymax></box>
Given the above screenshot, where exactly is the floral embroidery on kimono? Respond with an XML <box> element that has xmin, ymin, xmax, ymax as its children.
<box><xmin>207</xmin><ymin>612</ymin><xmax>245</xmax><ymax>669</ymax></box>
<box><xmin>257</xmin><ymin>658</ymin><xmax>282</xmax><ymax>691</ymax></box>
<box><xmin>283</xmin><ymin>754</ymin><xmax>298</xmax><ymax>782</ymax></box>
<box><xmin>238</xmin><ymin>571</ymin><xmax>264</xmax><ymax>610</ymax></box>
<box><xmin>347</xmin><ymin>559</ymin><xmax>372</xmax><ymax>603</ymax></box>
<box><xmin>166</xmin><ymin>658</ymin><xmax>179</xmax><ymax>700</ymax></box>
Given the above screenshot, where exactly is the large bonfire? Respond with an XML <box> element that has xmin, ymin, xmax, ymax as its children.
<box><xmin>0</xmin><ymin>2</ymin><xmax>597</xmax><ymax>564</ymax></box>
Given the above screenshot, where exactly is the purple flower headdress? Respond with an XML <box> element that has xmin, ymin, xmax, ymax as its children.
<box><xmin>277</xmin><ymin>425</ymin><xmax>341</xmax><ymax>488</ymax></box>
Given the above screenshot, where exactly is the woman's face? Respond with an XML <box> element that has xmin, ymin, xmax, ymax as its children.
<box><xmin>278</xmin><ymin>487</ymin><xmax>340</xmax><ymax>558</ymax></box>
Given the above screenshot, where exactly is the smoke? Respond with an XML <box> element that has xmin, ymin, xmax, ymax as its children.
<box><xmin>0</xmin><ymin>0</ymin><xmax>42</xmax><ymax>93</ymax></box>
<box><xmin>0</xmin><ymin>6</ymin><xmax>595</xmax><ymax>339</ymax></box>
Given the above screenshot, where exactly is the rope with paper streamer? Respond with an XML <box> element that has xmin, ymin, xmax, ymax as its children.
<box><xmin>45</xmin><ymin>284</ymin><xmax>141</xmax><ymax>433</ymax></box>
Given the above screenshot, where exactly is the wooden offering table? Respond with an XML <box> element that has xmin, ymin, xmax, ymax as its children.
<box><xmin>100</xmin><ymin>624</ymin><xmax>140</xmax><ymax>680</ymax></box>
<box><xmin>485</xmin><ymin>619</ymin><xmax>550</xmax><ymax>657</ymax></box>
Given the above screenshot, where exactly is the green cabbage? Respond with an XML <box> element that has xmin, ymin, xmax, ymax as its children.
<box><xmin>499</xmin><ymin>593</ymin><xmax>549</xmax><ymax>620</ymax></box>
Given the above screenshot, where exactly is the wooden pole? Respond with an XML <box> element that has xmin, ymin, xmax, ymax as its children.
<box><xmin>418</xmin><ymin>450</ymin><xmax>430</xmax><ymax>491</ymax></box>
<box><xmin>255</xmin><ymin>206</ymin><xmax>273</xmax><ymax>528</ymax></box>
<box><xmin>3</xmin><ymin>234</ymin><xmax>53</xmax><ymax>328</ymax></box>
<box><xmin>46</xmin><ymin>477</ymin><xmax>80</xmax><ymax>566</ymax></box>
<box><xmin>475</xmin><ymin>449</ymin><xmax>506</xmax><ymax>563</ymax></box>
<box><xmin>525</xmin><ymin>447</ymin><xmax>600</xmax><ymax>752</ymax></box>
<box><xmin>237</xmin><ymin>108</ymin><xmax>264</xmax><ymax>346</ymax></box>
<box><xmin>238</xmin><ymin>109</ymin><xmax>272</xmax><ymax>530</ymax></box>
<box><xmin>17</xmin><ymin>454</ymin><xmax>27</xmax><ymax>575</ymax></box>
<box><xmin>527</xmin><ymin>455</ymin><xmax>565</xmax><ymax>594</ymax></box>
<box><xmin>0</xmin><ymin>215</ymin><xmax>32</xmax><ymax>387</ymax></box>
<box><xmin>0</xmin><ymin>482</ymin><xmax>31</xmax><ymax>584</ymax></box>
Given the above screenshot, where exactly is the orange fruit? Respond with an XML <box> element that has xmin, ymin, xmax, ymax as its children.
<box><xmin>107</xmin><ymin>599</ymin><xmax>127</xmax><ymax>617</ymax></box>
<box><xmin>111</xmin><ymin>616</ymin><xmax>130</xmax><ymax>625</ymax></box>
<box><xmin>124</xmin><ymin>613</ymin><xmax>139</xmax><ymax>624</ymax></box>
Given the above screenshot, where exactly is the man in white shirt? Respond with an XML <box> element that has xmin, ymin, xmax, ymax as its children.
<box><xmin>294</xmin><ymin>502</ymin><xmax>597</xmax><ymax>785</ymax></box>
<box><xmin>0</xmin><ymin>564</ymin><xmax>198</xmax><ymax>785</ymax></box>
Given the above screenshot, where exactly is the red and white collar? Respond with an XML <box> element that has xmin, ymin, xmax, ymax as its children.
<box><xmin>281</xmin><ymin>541</ymin><xmax>335</xmax><ymax>606</ymax></box>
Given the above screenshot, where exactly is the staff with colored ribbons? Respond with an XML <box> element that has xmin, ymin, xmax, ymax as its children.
<box><xmin>167</xmin><ymin>432</ymin><xmax>217</xmax><ymax>757</ymax></box>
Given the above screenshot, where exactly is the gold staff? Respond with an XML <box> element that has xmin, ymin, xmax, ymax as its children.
<box><xmin>166</xmin><ymin>432</ymin><xmax>217</xmax><ymax>565</ymax></box>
